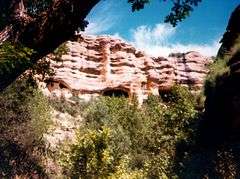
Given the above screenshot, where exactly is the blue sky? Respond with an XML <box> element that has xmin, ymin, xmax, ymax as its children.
<box><xmin>85</xmin><ymin>0</ymin><xmax>239</xmax><ymax>57</ymax></box>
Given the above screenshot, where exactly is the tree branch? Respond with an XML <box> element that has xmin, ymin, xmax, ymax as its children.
<box><xmin>0</xmin><ymin>0</ymin><xmax>100</xmax><ymax>91</ymax></box>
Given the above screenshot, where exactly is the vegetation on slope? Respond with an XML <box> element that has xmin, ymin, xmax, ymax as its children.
<box><xmin>1</xmin><ymin>68</ymin><xmax>240</xmax><ymax>178</ymax></box>
<box><xmin>59</xmin><ymin>86</ymin><xmax>199</xmax><ymax>178</ymax></box>
<box><xmin>0</xmin><ymin>78</ymin><xmax>52</xmax><ymax>178</ymax></box>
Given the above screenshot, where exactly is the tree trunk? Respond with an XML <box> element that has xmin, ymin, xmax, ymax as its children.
<box><xmin>0</xmin><ymin>0</ymin><xmax>100</xmax><ymax>91</ymax></box>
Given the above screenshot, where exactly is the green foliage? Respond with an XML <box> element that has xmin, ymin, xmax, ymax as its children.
<box><xmin>28</xmin><ymin>90</ymin><xmax>52</xmax><ymax>141</ymax></box>
<box><xmin>49</xmin><ymin>96</ymin><xmax>88</xmax><ymax>117</ymax></box>
<box><xmin>162</xmin><ymin>86</ymin><xmax>197</xmax><ymax>127</ymax></box>
<box><xmin>60</xmin><ymin>127</ymin><xmax>115</xmax><ymax>178</ymax></box>
<box><xmin>60</xmin><ymin>85</ymin><xmax>198</xmax><ymax>178</ymax></box>
<box><xmin>61</xmin><ymin>126</ymin><xmax>144</xmax><ymax>179</ymax></box>
<box><xmin>0</xmin><ymin>42</ymin><xmax>55</xmax><ymax>82</ymax></box>
<box><xmin>204</xmin><ymin>58</ymin><xmax>230</xmax><ymax>96</ymax></box>
<box><xmin>194</xmin><ymin>91</ymin><xmax>206</xmax><ymax>110</ymax></box>
<box><xmin>0</xmin><ymin>78</ymin><xmax>52</xmax><ymax>146</ymax></box>
<box><xmin>128</xmin><ymin>0</ymin><xmax>202</xmax><ymax>26</ymax></box>
<box><xmin>0</xmin><ymin>0</ymin><xmax>202</xmax><ymax>31</ymax></box>
<box><xmin>164</xmin><ymin>0</ymin><xmax>202</xmax><ymax>27</ymax></box>
<box><xmin>108</xmin><ymin>155</ymin><xmax>144</xmax><ymax>179</ymax></box>
<box><xmin>128</xmin><ymin>0</ymin><xmax>150</xmax><ymax>11</ymax></box>
<box><xmin>29</xmin><ymin>57</ymin><xmax>55</xmax><ymax>80</ymax></box>
<box><xmin>0</xmin><ymin>139</ymin><xmax>47</xmax><ymax>178</ymax></box>
<box><xmin>52</xmin><ymin>42</ymin><xmax>69</xmax><ymax>63</ymax></box>
<box><xmin>0</xmin><ymin>42</ymin><xmax>34</xmax><ymax>79</ymax></box>
<box><xmin>0</xmin><ymin>78</ymin><xmax>52</xmax><ymax>177</ymax></box>
<box><xmin>53</xmin><ymin>42</ymin><xmax>69</xmax><ymax>57</ymax></box>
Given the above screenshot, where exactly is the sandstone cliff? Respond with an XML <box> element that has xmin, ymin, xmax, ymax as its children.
<box><xmin>40</xmin><ymin>35</ymin><xmax>211</xmax><ymax>103</ymax></box>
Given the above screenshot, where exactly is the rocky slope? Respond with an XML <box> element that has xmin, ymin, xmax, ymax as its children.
<box><xmin>40</xmin><ymin>35</ymin><xmax>211</xmax><ymax>104</ymax></box>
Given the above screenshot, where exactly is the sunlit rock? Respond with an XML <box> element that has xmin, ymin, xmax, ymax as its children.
<box><xmin>41</xmin><ymin>35</ymin><xmax>211</xmax><ymax>103</ymax></box>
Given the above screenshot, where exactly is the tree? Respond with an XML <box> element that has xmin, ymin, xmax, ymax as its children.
<box><xmin>0</xmin><ymin>0</ymin><xmax>203</xmax><ymax>91</ymax></box>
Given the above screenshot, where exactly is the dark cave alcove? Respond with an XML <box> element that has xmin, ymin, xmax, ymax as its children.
<box><xmin>59</xmin><ymin>82</ymin><xmax>68</xmax><ymax>89</ymax></box>
<box><xmin>159</xmin><ymin>89</ymin><xmax>172</xmax><ymax>102</ymax></box>
<box><xmin>102</xmin><ymin>89</ymin><xmax>129</xmax><ymax>98</ymax></box>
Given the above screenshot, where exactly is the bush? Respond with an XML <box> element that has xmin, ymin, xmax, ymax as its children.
<box><xmin>0</xmin><ymin>78</ymin><xmax>52</xmax><ymax>177</ymax></box>
<box><xmin>0</xmin><ymin>79</ymin><xmax>52</xmax><ymax>144</ymax></box>
<box><xmin>60</xmin><ymin>127</ymin><xmax>115</xmax><ymax>178</ymax></box>
<box><xmin>0</xmin><ymin>42</ymin><xmax>34</xmax><ymax>82</ymax></box>
<box><xmin>60</xmin><ymin>85</ymin><xmax>198</xmax><ymax>178</ymax></box>
<box><xmin>49</xmin><ymin>96</ymin><xmax>88</xmax><ymax>117</ymax></box>
<box><xmin>142</xmin><ymin>86</ymin><xmax>197</xmax><ymax>178</ymax></box>
<box><xmin>204</xmin><ymin>58</ymin><xmax>230</xmax><ymax>96</ymax></box>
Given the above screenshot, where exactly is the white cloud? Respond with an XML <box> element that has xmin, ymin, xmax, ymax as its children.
<box><xmin>84</xmin><ymin>19</ymin><xmax>113</xmax><ymax>35</ymax></box>
<box><xmin>84</xmin><ymin>1</ymin><xmax>119</xmax><ymax>35</ymax></box>
<box><xmin>130</xmin><ymin>23</ymin><xmax>220</xmax><ymax>57</ymax></box>
<box><xmin>84</xmin><ymin>5</ymin><xmax>220</xmax><ymax>58</ymax></box>
<box><xmin>132</xmin><ymin>24</ymin><xmax>176</xmax><ymax>47</ymax></box>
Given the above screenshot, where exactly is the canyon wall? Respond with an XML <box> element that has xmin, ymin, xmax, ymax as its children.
<box><xmin>203</xmin><ymin>5</ymin><xmax>240</xmax><ymax>137</ymax></box>
<box><xmin>40</xmin><ymin>35</ymin><xmax>211</xmax><ymax>103</ymax></box>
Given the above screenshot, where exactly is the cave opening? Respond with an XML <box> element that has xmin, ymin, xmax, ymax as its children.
<box><xmin>59</xmin><ymin>82</ymin><xmax>68</xmax><ymax>89</ymax></box>
<box><xmin>159</xmin><ymin>89</ymin><xmax>172</xmax><ymax>102</ymax></box>
<box><xmin>103</xmin><ymin>89</ymin><xmax>129</xmax><ymax>98</ymax></box>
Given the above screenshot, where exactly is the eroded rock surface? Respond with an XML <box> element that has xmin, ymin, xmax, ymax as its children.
<box><xmin>40</xmin><ymin>35</ymin><xmax>211</xmax><ymax>103</ymax></box>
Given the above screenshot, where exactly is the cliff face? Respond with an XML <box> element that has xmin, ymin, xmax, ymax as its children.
<box><xmin>203</xmin><ymin>5</ymin><xmax>240</xmax><ymax>138</ymax></box>
<box><xmin>217</xmin><ymin>5</ymin><xmax>240</xmax><ymax>59</ymax></box>
<box><xmin>40</xmin><ymin>35</ymin><xmax>211</xmax><ymax>103</ymax></box>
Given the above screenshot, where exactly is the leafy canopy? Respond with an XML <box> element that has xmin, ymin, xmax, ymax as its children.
<box><xmin>0</xmin><ymin>0</ymin><xmax>202</xmax><ymax>30</ymax></box>
<box><xmin>0</xmin><ymin>0</ymin><xmax>53</xmax><ymax>30</ymax></box>
<box><xmin>128</xmin><ymin>0</ymin><xmax>202</xmax><ymax>26</ymax></box>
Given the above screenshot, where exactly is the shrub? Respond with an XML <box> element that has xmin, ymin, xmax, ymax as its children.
<box><xmin>0</xmin><ymin>42</ymin><xmax>35</xmax><ymax>85</ymax></box>
<box><xmin>61</xmin><ymin>127</ymin><xmax>145</xmax><ymax>179</ymax></box>
<box><xmin>79</xmin><ymin>97</ymin><xmax>142</xmax><ymax>168</ymax></box>
<box><xmin>0</xmin><ymin>41</ymin><xmax>56</xmax><ymax>83</ymax></box>
<box><xmin>142</xmin><ymin>86</ymin><xmax>197</xmax><ymax>178</ymax></box>
<box><xmin>204</xmin><ymin>58</ymin><xmax>230</xmax><ymax>96</ymax></box>
<box><xmin>0</xmin><ymin>79</ymin><xmax>52</xmax><ymax>144</ymax></box>
<box><xmin>60</xmin><ymin>85</ymin><xmax>198</xmax><ymax>178</ymax></box>
<box><xmin>52</xmin><ymin>42</ymin><xmax>69</xmax><ymax>63</ymax></box>
<box><xmin>49</xmin><ymin>96</ymin><xmax>88</xmax><ymax>117</ymax></box>
<box><xmin>0</xmin><ymin>78</ymin><xmax>52</xmax><ymax>177</ymax></box>
<box><xmin>60</xmin><ymin>127</ymin><xmax>115</xmax><ymax>178</ymax></box>
<box><xmin>108</xmin><ymin>155</ymin><xmax>144</xmax><ymax>179</ymax></box>
<box><xmin>29</xmin><ymin>57</ymin><xmax>55</xmax><ymax>81</ymax></box>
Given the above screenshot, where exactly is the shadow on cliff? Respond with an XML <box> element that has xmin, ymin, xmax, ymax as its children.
<box><xmin>172</xmin><ymin>57</ymin><xmax>240</xmax><ymax>178</ymax></box>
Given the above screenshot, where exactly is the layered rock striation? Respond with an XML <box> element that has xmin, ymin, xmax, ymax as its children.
<box><xmin>40</xmin><ymin>35</ymin><xmax>211</xmax><ymax>103</ymax></box>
